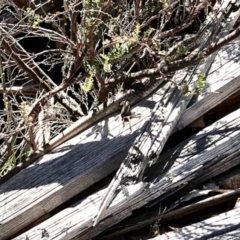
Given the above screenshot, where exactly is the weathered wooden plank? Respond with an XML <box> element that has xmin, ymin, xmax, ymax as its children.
<box><xmin>206</xmin><ymin>51</ymin><xmax>240</xmax><ymax>92</ymax></box>
<box><xmin>0</xmin><ymin>74</ymin><xmax>191</xmax><ymax>238</ymax></box>
<box><xmin>92</xmin><ymin>76</ymin><xmax>191</xmax><ymax>225</ymax></box>
<box><xmin>207</xmin><ymin>38</ymin><xmax>240</xmax><ymax>76</ymax></box>
<box><xmin>175</xmin><ymin>9</ymin><xmax>240</xmax><ymax>131</ymax></box>
<box><xmin>206</xmin><ymin>7</ymin><xmax>240</xmax><ymax>75</ymax></box>
<box><xmin>0</xmin><ymin>79</ymin><xmax>167</xmax><ymax>239</ymax></box>
<box><xmin>0</xmin><ymin>1</ymin><xmax>236</xmax><ymax>239</ymax></box>
<box><xmin>1</xmin><ymin>2</ymin><xmax>231</xmax><ymax>238</ymax></box>
<box><xmin>175</xmin><ymin>57</ymin><xmax>240</xmax><ymax>131</ymax></box>
<box><xmin>98</xmin><ymin>189</ymin><xmax>240</xmax><ymax>239</ymax></box>
<box><xmin>0</xmin><ymin>65</ymin><xmax>202</xmax><ymax>238</ymax></box>
<box><xmin>92</xmin><ymin>0</ymin><xmax>233</xmax><ymax>225</ymax></box>
<box><xmin>13</xmin><ymin>106</ymin><xmax>240</xmax><ymax>240</ymax></box>
<box><xmin>0</xmin><ymin>70</ymin><xmax>188</xmax><ymax>239</ymax></box>
<box><xmin>210</xmin><ymin>228</ymin><xmax>240</xmax><ymax>240</ymax></box>
<box><xmin>149</xmin><ymin>205</ymin><xmax>240</xmax><ymax>240</ymax></box>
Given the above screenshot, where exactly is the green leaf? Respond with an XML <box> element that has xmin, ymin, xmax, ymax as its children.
<box><xmin>100</xmin><ymin>54</ymin><xmax>109</xmax><ymax>61</ymax></box>
<box><xmin>195</xmin><ymin>73</ymin><xmax>206</xmax><ymax>94</ymax></box>
<box><xmin>103</xmin><ymin>61</ymin><xmax>112</xmax><ymax>73</ymax></box>
<box><xmin>82</xmin><ymin>77</ymin><xmax>93</xmax><ymax>92</ymax></box>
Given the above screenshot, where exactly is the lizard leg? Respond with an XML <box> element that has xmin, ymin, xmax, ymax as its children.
<box><xmin>123</xmin><ymin>116</ymin><xmax>132</xmax><ymax>132</ymax></box>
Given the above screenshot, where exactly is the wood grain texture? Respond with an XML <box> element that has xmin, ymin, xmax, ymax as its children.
<box><xmin>0</xmin><ymin>62</ymin><xmax>206</xmax><ymax>239</ymax></box>
<box><xmin>1</xmin><ymin>1</ymin><xmax>238</xmax><ymax>239</ymax></box>
<box><xmin>91</xmin><ymin>1</ymin><xmax>231</xmax><ymax>224</ymax></box>
<box><xmin>150</xmin><ymin>205</ymin><xmax>240</xmax><ymax>240</ymax></box>
<box><xmin>175</xmin><ymin>9</ymin><xmax>240</xmax><ymax>131</ymax></box>
<box><xmin>13</xmin><ymin>106</ymin><xmax>240</xmax><ymax>240</ymax></box>
<box><xmin>210</xmin><ymin>228</ymin><xmax>240</xmax><ymax>240</ymax></box>
<box><xmin>0</xmin><ymin>80</ymin><xmax>167</xmax><ymax>239</ymax></box>
<box><xmin>0</xmin><ymin>4</ymin><xmax>227</xmax><ymax>238</ymax></box>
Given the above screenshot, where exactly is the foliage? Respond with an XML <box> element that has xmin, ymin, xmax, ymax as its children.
<box><xmin>25</xmin><ymin>7</ymin><xmax>42</xmax><ymax>28</ymax></box>
<box><xmin>182</xmin><ymin>73</ymin><xmax>206</xmax><ymax>96</ymax></box>
<box><xmin>196</xmin><ymin>73</ymin><xmax>206</xmax><ymax>94</ymax></box>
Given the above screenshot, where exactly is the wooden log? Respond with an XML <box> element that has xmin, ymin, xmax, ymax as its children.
<box><xmin>99</xmin><ymin>189</ymin><xmax>240</xmax><ymax>239</ymax></box>
<box><xmin>210</xmin><ymin>228</ymin><xmax>240</xmax><ymax>240</ymax></box>
<box><xmin>13</xmin><ymin>106</ymin><xmax>240</xmax><ymax>240</ymax></box>
<box><xmin>149</xmin><ymin>205</ymin><xmax>240</xmax><ymax>239</ymax></box>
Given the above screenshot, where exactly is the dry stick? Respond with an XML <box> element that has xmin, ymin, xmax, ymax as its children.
<box><xmin>0</xmin><ymin>49</ymin><xmax>15</xmax><ymax>170</ymax></box>
<box><xmin>109</xmin><ymin>22</ymin><xmax>240</xmax><ymax>88</ymax></box>
<box><xmin>154</xmin><ymin>0</ymin><xmax>208</xmax><ymax>40</ymax></box>
<box><xmin>0</xmin><ymin>85</ymin><xmax>38</xmax><ymax>94</ymax></box>
<box><xmin>0</xmin><ymin>25</ymin><xmax>83</xmax><ymax>165</ymax></box>
<box><xmin>12</xmin><ymin>106</ymin><xmax>240</xmax><ymax>239</ymax></box>
<box><xmin>0</xmin><ymin>82</ymin><xmax>73</xmax><ymax>168</ymax></box>
<box><xmin>108</xmin><ymin>0</ymin><xmax>206</xmax><ymax>83</ymax></box>
<box><xmin>111</xmin><ymin>1</ymin><xmax>240</xmax><ymax>85</ymax></box>
<box><xmin>0</xmin><ymin>27</ymin><xmax>83</xmax><ymax>119</ymax></box>
<box><xmin>87</xmin><ymin>0</ymin><xmax>112</xmax><ymax>67</ymax></box>
<box><xmin>0</xmin><ymin>23</ymin><xmax>75</xmax><ymax>47</ymax></box>
<box><xmin>98</xmin><ymin>1</ymin><xmax>205</xmax><ymax>82</ymax></box>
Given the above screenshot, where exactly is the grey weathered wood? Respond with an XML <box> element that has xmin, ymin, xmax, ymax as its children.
<box><xmin>175</xmin><ymin>9</ymin><xmax>240</xmax><ymax>131</ymax></box>
<box><xmin>98</xmin><ymin>189</ymin><xmax>240</xmax><ymax>239</ymax></box>
<box><xmin>92</xmin><ymin>76</ymin><xmax>189</xmax><ymax>225</ymax></box>
<box><xmin>207</xmin><ymin>39</ymin><xmax>240</xmax><ymax>76</ymax></box>
<box><xmin>0</xmin><ymin>1</ymin><xmax>237</xmax><ymax>239</ymax></box>
<box><xmin>149</xmin><ymin>205</ymin><xmax>240</xmax><ymax>240</ymax></box>
<box><xmin>92</xmin><ymin>0</ymin><xmax>233</xmax><ymax>224</ymax></box>
<box><xmin>210</xmin><ymin>228</ymin><xmax>240</xmax><ymax>240</ymax></box>
<box><xmin>175</xmin><ymin>51</ymin><xmax>240</xmax><ymax>131</ymax></box>
<box><xmin>0</xmin><ymin>87</ymin><xmax>158</xmax><ymax>239</ymax></box>
<box><xmin>13</xmin><ymin>106</ymin><xmax>240</xmax><ymax>240</ymax></box>
<box><xmin>0</xmin><ymin>2</ymin><xmax>231</xmax><ymax>239</ymax></box>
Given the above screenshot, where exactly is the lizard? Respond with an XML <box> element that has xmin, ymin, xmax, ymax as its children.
<box><xmin>120</xmin><ymin>100</ymin><xmax>141</xmax><ymax>131</ymax></box>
